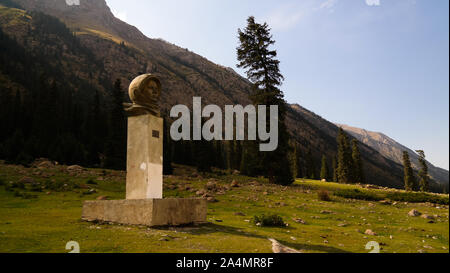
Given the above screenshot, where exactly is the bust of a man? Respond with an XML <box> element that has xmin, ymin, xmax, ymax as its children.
<box><xmin>124</xmin><ymin>74</ymin><xmax>161</xmax><ymax>117</ymax></box>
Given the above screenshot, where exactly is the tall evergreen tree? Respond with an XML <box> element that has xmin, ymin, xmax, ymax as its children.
<box><xmin>305</xmin><ymin>149</ymin><xmax>316</xmax><ymax>179</ymax></box>
<box><xmin>351</xmin><ymin>139</ymin><xmax>365</xmax><ymax>183</ymax></box>
<box><xmin>295</xmin><ymin>144</ymin><xmax>303</xmax><ymax>179</ymax></box>
<box><xmin>332</xmin><ymin>156</ymin><xmax>338</xmax><ymax>182</ymax></box>
<box><xmin>320</xmin><ymin>155</ymin><xmax>329</xmax><ymax>181</ymax></box>
<box><xmin>337</xmin><ymin>128</ymin><xmax>353</xmax><ymax>183</ymax></box>
<box><xmin>402</xmin><ymin>151</ymin><xmax>417</xmax><ymax>191</ymax></box>
<box><xmin>416</xmin><ymin>150</ymin><xmax>430</xmax><ymax>192</ymax></box>
<box><xmin>163</xmin><ymin>116</ymin><xmax>173</xmax><ymax>175</ymax></box>
<box><xmin>237</xmin><ymin>16</ymin><xmax>293</xmax><ymax>185</ymax></box>
<box><xmin>196</xmin><ymin>140</ymin><xmax>213</xmax><ymax>173</ymax></box>
<box><xmin>104</xmin><ymin>79</ymin><xmax>127</xmax><ymax>170</ymax></box>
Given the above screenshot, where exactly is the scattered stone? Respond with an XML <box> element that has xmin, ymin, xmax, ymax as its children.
<box><xmin>207</xmin><ymin>197</ymin><xmax>217</xmax><ymax>203</ymax></box>
<box><xmin>408</xmin><ymin>209</ymin><xmax>422</xmax><ymax>217</ymax></box>
<box><xmin>19</xmin><ymin>177</ymin><xmax>35</xmax><ymax>184</ymax></box>
<box><xmin>96</xmin><ymin>196</ymin><xmax>109</xmax><ymax>201</ymax></box>
<box><xmin>196</xmin><ymin>190</ymin><xmax>205</xmax><ymax>196</ymax></box>
<box><xmin>232</xmin><ymin>170</ymin><xmax>240</xmax><ymax>175</ymax></box>
<box><xmin>205</xmin><ymin>181</ymin><xmax>217</xmax><ymax>191</ymax></box>
<box><xmin>379</xmin><ymin>200</ymin><xmax>392</xmax><ymax>205</ymax></box>
<box><xmin>320</xmin><ymin>210</ymin><xmax>332</xmax><ymax>214</ymax></box>
<box><xmin>234</xmin><ymin>212</ymin><xmax>246</xmax><ymax>216</ymax></box>
<box><xmin>293</xmin><ymin>218</ymin><xmax>307</xmax><ymax>224</ymax></box>
<box><xmin>421</xmin><ymin>214</ymin><xmax>435</xmax><ymax>220</ymax></box>
<box><xmin>365</xmin><ymin>229</ymin><xmax>377</xmax><ymax>236</ymax></box>
<box><xmin>269</xmin><ymin>238</ymin><xmax>302</xmax><ymax>253</ymax></box>
<box><xmin>215</xmin><ymin>219</ymin><xmax>223</xmax><ymax>223</ymax></box>
<box><xmin>338</xmin><ymin>223</ymin><xmax>348</xmax><ymax>227</ymax></box>
<box><xmin>230</xmin><ymin>180</ymin><xmax>239</xmax><ymax>188</ymax></box>
<box><xmin>67</xmin><ymin>165</ymin><xmax>83</xmax><ymax>172</ymax></box>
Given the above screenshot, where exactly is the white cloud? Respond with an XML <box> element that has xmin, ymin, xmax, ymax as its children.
<box><xmin>365</xmin><ymin>0</ymin><xmax>381</xmax><ymax>6</ymax></box>
<box><xmin>320</xmin><ymin>0</ymin><xmax>338</xmax><ymax>10</ymax></box>
<box><xmin>266</xmin><ymin>6</ymin><xmax>306</xmax><ymax>32</ymax></box>
<box><xmin>111</xmin><ymin>9</ymin><xmax>128</xmax><ymax>22</ymax></box>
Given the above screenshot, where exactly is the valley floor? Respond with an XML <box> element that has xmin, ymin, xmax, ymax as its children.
<box><xmin>0</xmin><ymin>163</ymin><xmax>448</xmax><ymax>253</ymax></box>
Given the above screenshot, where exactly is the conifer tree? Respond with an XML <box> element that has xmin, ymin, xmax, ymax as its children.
<box><xmin>337</xmin><ymin>128</ymin><xmax>353</xmax><ymax>183</ymax></box>
<box><xmin>196</xmin><ymin>140</ymin><xmax>213</xmax><ymax>173</ymax></box>
<box><xmin>416</xmin><ymin>150</ymin><xmax>430</xmax><ymax>192</ymax></box>
<box><xmin>305</xmin><ymin>149</ymin><xmax>316</xmax><ymax>179</ymax></box>
<box><xmin>163</xmin><ymin>116</ymin><xmax>173</xmax><ymax>175</ymax></box>
<box><xmin>320</xmin><ymin>155</ymin><xmax>329</xmax><ymax>181</ymax></box>
<box><xmin>295</xmin><ymin>144</ymin><xmax>303</xmax><ymax>179</ymax></box>
<box><xmin>104</xmin><ymin>79</ymin><xmax>127</xmax><ymax>170</ymax></box>
<box><xmin>237</xmin><ymin>16</ymin><xmax>293</xmax><ymax>185</ymax></box>
<box><xmin>332</xmin><ymin>156</ymin><xmax>338</xmax><ymax>182</ymax></box>
<box><xmin>351</xmin><ymin>139</ymin><xmax>365</xmax><ymax>183</ymax></box>
<box><xmin>403</xmin><ymin>151</ymin><xmax>417</xmax><ymax>191</ymax></box>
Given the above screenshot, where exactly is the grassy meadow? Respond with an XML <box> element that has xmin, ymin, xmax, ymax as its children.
<box><xmin>0</xmin><ymin>162</ymin><xmax>448</xmax><ymax>253</ymax></box>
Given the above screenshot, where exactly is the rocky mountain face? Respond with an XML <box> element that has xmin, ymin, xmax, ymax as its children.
<box><xmin>1</xmin><ymin>0</ymin><xmax>430</xmax><ymax>190</ymax></box>
<box><xmin>338</xmin><ymin>124</ymin><xmax>449</xmax><ymax>187</ymax></box>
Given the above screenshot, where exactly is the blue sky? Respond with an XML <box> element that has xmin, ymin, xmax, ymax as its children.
<box><xmin>105</xmin><ymin>0</ymin><xmax>449</xmax><ymax>170</ymax></box>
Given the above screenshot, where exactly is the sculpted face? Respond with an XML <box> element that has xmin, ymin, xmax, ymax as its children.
<box><xmin>146</xmin><ymin>80</ymin><xmax>160</xmax><ymax>99</ymax></box>
<box><xmin>126</xmin><ymin>74</ymin><xmax>161</xmax><ymax>117</ymax></box>
<box><xmin>129</xmin><ymin>74</ymin><xmax>161</xmax><ymax>107</ymax></box>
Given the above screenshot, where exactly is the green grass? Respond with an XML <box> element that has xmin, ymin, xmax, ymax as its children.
<box><xmin>0</xmin><ymin>163</ymin><xmax>448</xmax><ymax>253</ymax></box>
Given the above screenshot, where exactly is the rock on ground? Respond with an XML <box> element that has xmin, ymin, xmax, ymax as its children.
<box><xmin>268</xmin><ymin>238</ymin><xmax>302</xmax><ymax>253</ymax></box>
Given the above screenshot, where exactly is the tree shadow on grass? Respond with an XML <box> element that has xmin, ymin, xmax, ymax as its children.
<box><xmin>155</xmin><ymin>223</ymin><xmax>352</xmax><ymax>253</ymax></box>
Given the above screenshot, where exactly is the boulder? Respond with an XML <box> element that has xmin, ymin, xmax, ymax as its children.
<box><xmin>365</xmin><ymin>229</ymin><xmax>377</xmax><ymax>236</ymax></box>
<box><xmin>408</xmin><ymin>209</ymin><xmax>422</xmax><ymax>217</ymax></box>
<box><xmin>67</xmin><ymin>165</ymin><xmax>83</xmax><ymax>172</ymax></box>
<box><xmin>421</xmin><ymin>214</ymin><xmax>435</xmax><ymax>220</ymax></box>
<box><xmin>205</xmin><ymin>181</ymin><xmax>217</xmax><ymax>191</ymax></box>
<box><xmin>19</xmin><ymin>176</ymin><xmax>35</xmax><ymax>184</ymax></box>
<box><xmin>293</xmin><ymin>218</ymin><xmax>306</xmax><ymax>224</ymax></box>
<box><xmin>230</xmin><ymin>180</ymin><xmax>239</xmax><ymax>188</ymax></box>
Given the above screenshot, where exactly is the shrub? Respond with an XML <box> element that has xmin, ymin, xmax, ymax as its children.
<box><xmin>0</xmin><ymin>178</ymin><xmax>4</xmax><ymax>186</ymax></box>
<box><xmin>386</xmin><ymin>192</ymin><xmax>449</xmax><ymax>205</ymax></box>
<box><xmin>8</xmin><ymin>180</ymin><xmax>25</xmax><ymax>190</ymax></box>
<box><xmin>29</xmin><ymin>183</ymin><xmax>43</xmax><ymax>192</ymax></box>
<box><xmin>318</xmin><ymin>189</ymin><xmax>331</xmax><ymax>201</ymax></box>
<box><xmin>253</xmin><ymin>214</ymin><xmax>286</xmax><ymax>227</ymax></box>
<box><xmin>43</xmin><ymin>179</ymin><xmax>71</xmax><ymax>192</ymax></box>
<box><xmin>14</xmin><ymin>191</ymin><xmax>38</xmax><ymax>199</ymax></box>
<box><xmin>334</xmin><ymin>189</ymin><xmax>382</xmax><ymax>201</ymax></box>
<box><xmin>86</xmin><ymin>179</ymin><xmax>97</xmax><ymax>185</ymax></box>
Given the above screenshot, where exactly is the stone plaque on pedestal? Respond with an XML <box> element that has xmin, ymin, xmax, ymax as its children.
<box><xmin>82</xmin><ymin>74</ymin><xmax>207</xmax><ymax>227</ymax></box>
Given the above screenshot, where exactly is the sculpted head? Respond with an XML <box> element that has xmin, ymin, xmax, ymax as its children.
<box><xmin>128</xmin><ymin>74</ymin><xmax>161</xmax><ymax>110</ymax></box>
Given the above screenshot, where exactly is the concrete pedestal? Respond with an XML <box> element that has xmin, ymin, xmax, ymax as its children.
<box><xmin>82</xmin><ymin>198</ymin><xmax>207</xmax><ymax>227</ymax></box>
<box><xmin>126</xmin><ymin>114</ymin><xmax>163</xmax><ymax>200</ymax></box>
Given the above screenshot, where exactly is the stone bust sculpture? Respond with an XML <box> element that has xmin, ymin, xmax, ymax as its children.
<box><xmin>124</xmin><ymin>74</ymin><xmax>161</xmax><ymax>117</ymax></box>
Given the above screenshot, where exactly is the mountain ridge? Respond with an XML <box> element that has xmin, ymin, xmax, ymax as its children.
<box><xmin>338</xmin><ymin>123</ymin><xmax>449</xmax><ymax>187</ymax></box>
<box><xmin>2</xmin><ymin>0</ymin><xmax>441</xmax><ymax>191</ymax></box>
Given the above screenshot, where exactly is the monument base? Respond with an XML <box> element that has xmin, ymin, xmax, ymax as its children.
<box><xmin>82</xmin><ymin>198</ymin><xmax>207</xmax><ymax>227</ymax></box>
